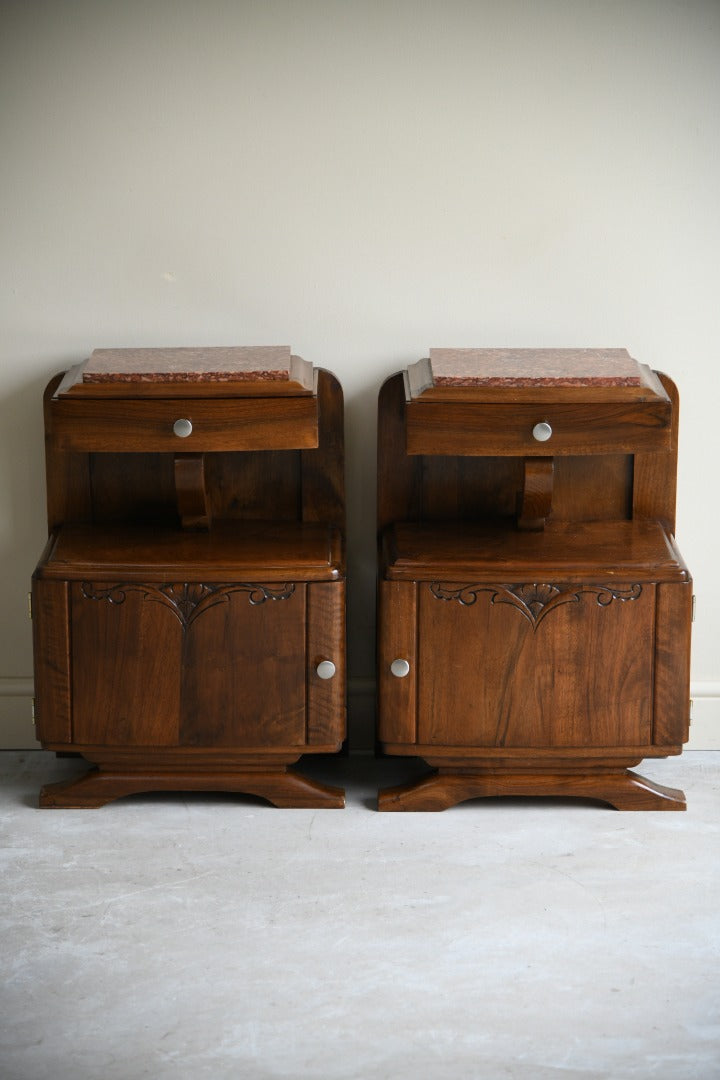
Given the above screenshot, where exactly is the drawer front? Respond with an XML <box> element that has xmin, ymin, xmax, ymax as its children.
<box><xmin>406</xmin><ymin>400</ymin><xmax>671</xmax><ymax>456</ymax></box>
<box><xmin>48</xmin><ymin>396</ymin><xmax>319</xmax><ymax>452</ymax></box>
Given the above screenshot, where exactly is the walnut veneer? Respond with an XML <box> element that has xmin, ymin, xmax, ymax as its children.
<box><xmin>32</xmin><ymin>347</ymin><xmax>346</xmax><ymax>808</ymax></box>
<box><xmin>377</xmin><ymin>349</ymin><xmax>692</xmax><ymax>811</ymax></box>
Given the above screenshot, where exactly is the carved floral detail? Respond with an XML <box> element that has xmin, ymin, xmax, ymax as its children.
<box><xmin>429</xmin><ymin>581</ymin><xmax>642</xmax><ymax>629</ymax></box>
<box><xmin>80</xmin><ymin>581</ymin><xmax>295</xmax><ymax>630</ymax></box>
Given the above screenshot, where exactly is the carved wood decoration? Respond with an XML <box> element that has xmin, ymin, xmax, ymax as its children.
<box><xmin>174</xmin><ymin>453</ymin><xmax>211</xmax><ymax>530</ymax></box>
<box><xmin>80</xmin><ymin>581</ymin><xmax>296</xmax><ymax>630</ymax></box>
<box><xmin>429</xmin><ymin>581</ymin><xmax>642</xmax><ymax>629</ymax></box>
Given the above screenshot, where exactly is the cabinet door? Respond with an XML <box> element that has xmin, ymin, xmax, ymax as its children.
<box><xmin>64</xmin><ymin>578</ymin><xmax>344</xmax><ymax>749</ymax></box>
<box><xmin>415</xmin><ymin>579</ymin><xmax>656</xmax><ymax>749</ymax></box>
<box><xmin>71</xmin><ymin>581</ymin><xmax>185</xmax><ymax>745</ymax></box>
<box><xmin>182</xmin><ymin>580</ymin><xmax>345</xmax><ymax>747</ymax></box>
<box><xmin>180</xmin><ymin>582</ymin><xmax>307</xmax><ymax>746</ymax></box>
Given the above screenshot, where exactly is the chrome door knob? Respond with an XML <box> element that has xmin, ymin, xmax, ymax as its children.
<box><xmin>316</xmin><ymin>660</ymin><xmax>336</xmax><ymax>680</ymax></box>
<box><xmin>390</xmin><ymin>659</ymin><xmax>410</xmax><ymax>678</ymax></box>
<box><xmin>173</xmin><ymin>418</ymin><xmax>193</xmax><ymax>438</ymax></box>
<box><xmin>532</xmin><ymin>421</ymin><xmax>553</xmax><ymax>442</ymax></box>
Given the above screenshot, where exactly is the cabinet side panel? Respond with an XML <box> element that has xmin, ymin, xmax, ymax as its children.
<box><xmin>71</xmin><ymin>583</ymin><xmax>182</xmax><ymax>745</ymax></box>
<box><xmin>301</xmin><ymin>369</ymin><xmax>345</xmax><ymax>531</ymax></box>
<box><xmin>633</xmin><ymin>373</ymin><xmax>678</xmax><ymax>532</ymax></box>
<box><xmin>32</xmin><ymin>579</ymin><xmax>72</xmax><ymax>743</ymax></box>
<box><xmin>377</xmin><ymin>374</ymin><xmax>421</xmax><ymax>534</ymax></box>
<box><xmin>307</xmin><ymin>581</ymin><xmax>346</xmax><ymax>746</ymax></box>
<box><xmin>181</xmin><ymin>584</ymin><xmax>306</xmax><ymax>747</ymax></box>
<box><xmin>45</xmin><ymin>448</ymin><xmax>92</xmax><ymax>530</ymax></box>
<box><xmin>654</xmin><ymin>580</ymin><xmax>693</xmax><ymax>745</ymax></box>
<box><xmin>378</xmin><ymin>580</ymin><xmax>417</xmax><ymax>744</ymax></box>
<box><xmin>45</xmin><ymin>375</ymin><xmax>93</xmax><ymax>530</ymax></box>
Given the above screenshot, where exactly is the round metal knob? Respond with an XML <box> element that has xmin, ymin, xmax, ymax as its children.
<box><xmin>173</xmin><ymin>418</ymin><xmax>193</xmax><ymax>438</ymax></box>
<box><xmin>532</xmin><ymin>421</ymin><xmax>553</xmax><ymax>442</ymax></box>
<box><xmin>316</xmin><ymin>660</ymin><xmax>336</xmax><ymax>680</ymax></box>
<box><xmin>390</xmin><ymin>659</ymin><xmax>410</xmax><ymax>678</ymax></box>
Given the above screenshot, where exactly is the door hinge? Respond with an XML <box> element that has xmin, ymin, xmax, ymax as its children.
<box><xmin>689</xmin><ymin>698</ymin><xmax>694</xmax><ymax>725</ymax></box>
<box><xmin>31</xmin><ymin>698</ymin><xmax>36</xmax><ymax>725</ymax></box>
<box><xmin>27</xmin><ymin>592</ymin><xmax>33</xmax><ymax>620</ymax></box>
<box><xmin>691</xmin><ymin>594</ymin><xmax>696</xmax><ymax>622</ymax></box>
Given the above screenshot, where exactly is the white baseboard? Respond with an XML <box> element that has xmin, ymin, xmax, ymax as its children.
<box><xmin>689</xmin><ymin>685</ymin><xmax>720</xmax><ymax>750</ymax></box>
<box><xmin>0</xmin><ymin>679</ymin><xmax>39</xmax><ymax>749</ymax></box>
<box><xmin>1</xmin><ymin>676</ymin><xmax>717</xmax><ymax>751</ymax></box>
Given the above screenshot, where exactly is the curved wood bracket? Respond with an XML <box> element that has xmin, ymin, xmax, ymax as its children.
<box><xmin>174</xmin><ymin>453</ymin><xmax>211</xmax><ymax>530</ymax></box>
<box><xmin>517</xmin><ymin>456</ymin><xmax>553</xmax><ymax>530</ymax></box>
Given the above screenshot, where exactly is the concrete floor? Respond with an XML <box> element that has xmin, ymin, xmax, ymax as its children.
<box><xmin>1</xmin><ymin>751</ymin><xmax>718</xmax><ymax>1080</ymax></box>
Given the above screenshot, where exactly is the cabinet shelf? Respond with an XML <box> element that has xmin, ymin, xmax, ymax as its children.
<box><xmin>382</xmin><ymin>519</ymin><xmax>688</xmax><ymax>583</ymax></box>
<box><xmin>37</xmin><ymin>521</ymin><xmax>344</xmax><ymax>582</ymax></box>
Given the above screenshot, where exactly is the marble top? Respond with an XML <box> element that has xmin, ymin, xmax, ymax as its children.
<box><xmin>83</xmin><ymin>346</ymin><xmax>294</xmax><ymax>383</ymax></box>
<box><xmin>427</xmin><ymin>348</ymin><xmax>642</xmax><ymax>387</ymax></box>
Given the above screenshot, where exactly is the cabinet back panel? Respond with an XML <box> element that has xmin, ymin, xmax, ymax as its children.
<box><xmin>552</xmin><ymin>455</ymin><xmax>633</xmax><ymax>521</ymax></box>
<box><xmin>90</xmin><ymin>453</ymin><xmax>178</xmax><ymax>525</ymax></box>
<box><xmin>206</xmin><ymin>450</ymin><xmax>301</xmax><ymax>521</ymax></box>
<box><xmin>421</xmin><ymin>456</ymin><xmax>521</xmax><ymax>520</ymax></box>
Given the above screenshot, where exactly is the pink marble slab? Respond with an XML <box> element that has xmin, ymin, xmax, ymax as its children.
<box><xmin>83</xmin><ymin>346</ymin><xmax>294</xmax><ymax>383</ymax></box>
<box><xmin>427</xmin><ymin>348</ymin><xmax>642</xmax><ymax>387</ymax></box>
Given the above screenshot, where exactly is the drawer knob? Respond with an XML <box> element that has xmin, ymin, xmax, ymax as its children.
<box><xmin>316</xmin><ymin>660</ymin><xmax>336</xmax><ymax>680</ymax></box>
<box><xmin>532</xmin><ymin>421</ymin><xmax>553</xmax><ymax>442</ymax></box>
<box><xmin>390</xmin><ymin>658</ymin><xmax>411</xmax><ymax>678</ymax></box>
<box><xmin>173</xmin><ymin>418</ymin><xmax>193</xmax><ymax>438</ymax></box>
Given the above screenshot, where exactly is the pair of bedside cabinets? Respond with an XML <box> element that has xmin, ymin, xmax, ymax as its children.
<box><xmin>31</xmin><ymin>346</ymin><xmax>692</xmax><ymax>812</ymax></box>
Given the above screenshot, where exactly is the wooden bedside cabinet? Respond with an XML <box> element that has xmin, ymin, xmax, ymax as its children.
<box><xmin>377</xmin><ymin>348</ymin><xmax>692</xmax><ymax>811</ymax></box>
<box><xmin>32</xmin><ymin>346</ymin><xmax>346</xmax><ymax>808</ymax></box>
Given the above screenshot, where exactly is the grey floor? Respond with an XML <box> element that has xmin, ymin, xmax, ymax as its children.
<box><xmin>1</xmin><ymin>751</ymin><xmax>718</xmax><ymax>1080</ymax></box>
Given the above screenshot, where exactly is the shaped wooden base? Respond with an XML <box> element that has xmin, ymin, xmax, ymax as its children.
<box><xmin>378</xmin><ymin>764</ymin><xmax>686</xmax><ymax>812</ymax></box>
<box><xmin>39</xmin><ymin>751</ymin><xmax>345</xmax><ymax>809</ymax></box>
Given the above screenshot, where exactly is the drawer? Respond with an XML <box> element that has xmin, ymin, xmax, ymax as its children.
<box><xmin>405</xmin><ymin>399</ymin><xmax>671</xmax><ymax>456</ymax></box>
<box><xmin>48</xmin><ymin>396</ymin><xmax>319</xmax><ymax>452</ymax></box>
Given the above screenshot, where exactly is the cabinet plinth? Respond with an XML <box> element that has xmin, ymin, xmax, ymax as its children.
<box><xmin>377</xmin><ymin>349</ymin><xmax>692</xmax><ymax>811</ymax></box>
<box><xmin>32</xmin><ymin>348</ymin><xmax>346</xmax><ymax>808</ymax></box>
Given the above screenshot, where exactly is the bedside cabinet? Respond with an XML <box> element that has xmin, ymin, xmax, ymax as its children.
<box><xmin>32</xmin><ymin>347</ymin><xmax>346</xmax><ymax>808</ymax></box>
<box><xmin>377</xmin><ymin>349</ymin><xmax>692</xmax><ymax>811</ymax></box>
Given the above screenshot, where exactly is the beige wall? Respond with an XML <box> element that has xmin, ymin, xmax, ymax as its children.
<box><xmin>2</xmin><ymin>0</ymin><xmax>718</xmax><ymax>747</ymax></box>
